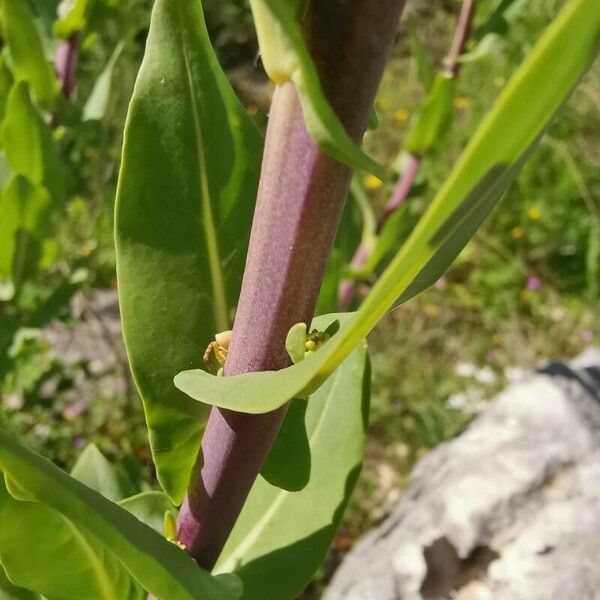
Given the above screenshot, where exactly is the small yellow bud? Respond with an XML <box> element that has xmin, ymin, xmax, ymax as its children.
<box><xmin>453</xmin><ymin>96</ymin><xmax>472</xmax><ymax>110</ymax></box>
<box><xmin>305</xmin><ymin>340</ymin><xmax>317</xmax><ymax>352</ymax></box>
<box><xmin>394</xmin><ymin>108</ymin><xmax>409</xmax><ymax>123</ymax></box>
<box><xmin>364</xmin><ymin>174</ymin><xmax>383</xmax><ymax>190</ymax></box>
<box><xmin>527</xmin><ymin>206</ymin><xmax>541</xmax><ymax>220</ymax></box>
<box><xmin>511</xmin><ymin>226</ymin><xmax>525</xmax><ymax>239</ymax></box>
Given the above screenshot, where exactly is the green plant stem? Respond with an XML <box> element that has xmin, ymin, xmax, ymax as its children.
<box><xmin>176</xmin><ymin>0</ymin><xmax>406</xmax><ymax>570</ymax></box>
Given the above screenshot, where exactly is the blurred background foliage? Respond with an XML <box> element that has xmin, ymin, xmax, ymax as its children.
<box><xmin>0</xmin><ymin>0</ymin><xmax>598</xmax><ymax>594</ymax></box>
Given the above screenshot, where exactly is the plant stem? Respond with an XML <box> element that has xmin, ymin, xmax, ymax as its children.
<box><xmin>339</xmin><ymin>0</ymin><xmax>476</xmax><ymax>309</ymax></box>
<box><xmin>176</xmin><ymin>0</ymin><xmax>406</xmax><ymax>570</ymax></box>
<box><xmin>55</xmin><ymin>34</ymin><xmax>80</xmax><ymax>100</ymax></box>
<box><xmin>443</xmin><ymin>0</ymin><xmax>476</xmax><ymax>78</ymax></box>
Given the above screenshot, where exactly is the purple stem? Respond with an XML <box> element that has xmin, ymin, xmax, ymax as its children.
<box><xmin>379</xmin><ymin>153</ymin><xmax>422</xmax><ymax>225</ymax></box>
<box><xmin>176</xmin><ymin>0</ymin><xmax>406</xmax><ymax>570</ymax></box>
<box><xmin>55</xmin><ymin>33</ymin><xmax>80</xmax><ymax>100</ymax></box>
<box><xmin>338</xmin><ymin>0</ymin><xmax>476</xmax><ymax>309</ymax></box>
<box><xmin>442</xmin><ymin>0</ymin><xmax>476</xmax><ymax>78</ymax></box>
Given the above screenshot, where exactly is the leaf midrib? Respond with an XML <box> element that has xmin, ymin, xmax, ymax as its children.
<box><xmin>178</xmin><ymin>5</ymin><xmax>229</xmax><ymax>332</ymax></box>
<box><xmin>63</xmin><ymin>518</ymin><xmax>119</xmax><ymax>600</ymax></box>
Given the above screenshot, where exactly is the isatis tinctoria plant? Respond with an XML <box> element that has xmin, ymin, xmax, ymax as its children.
<box><xmin>0</xmin><ymin>0</ymin><xmax>598</xmax><ymax>598</ymax></box>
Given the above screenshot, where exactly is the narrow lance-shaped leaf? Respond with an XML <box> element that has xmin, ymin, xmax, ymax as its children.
<box><xmin>115</xmin><ymin>0</ymin><xmax>262</xmax><ymax>504</ymax></box>
<box><xmin>2</xmin><ymin>82</ymin><xmax>64</xmax><ymax>201</ymax></box>
<box><xmin>249</xmin><ymin>0</ymin><xmax>386</xmax><ymax>179</ymax></box>
<box><xmin>54</xmin><ymin>0</ymin><xmax>91</xmax><ymax>38</ymax></box>
<box><xmin>175</xmin><ymin>0</ymin><xmax>600</xmax><ymax>414</ymax></box>
<box><xmin>0</xmin><ymin>427</ymin><xmax>240</xmax><ymax>600</ymax></box>
<box><xmin>1</xmin><ymin>0</ymin><xmax>59</xmax><ymax>110</ymax></box>
<box><xmin>0</xmin><ymin>176</ymin><xmax>51</xmax><ymax>294</ymax></box>
<box><xmin>83</xmin><ymin>41</ymin><xmax>125</xmax><ymax>122</ymax></box>
<box><xmin>215</xmin><ymin>337</ymin><xmax>370</xmax><ymax>600</ymax></box>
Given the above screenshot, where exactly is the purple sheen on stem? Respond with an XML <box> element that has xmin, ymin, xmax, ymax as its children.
<box><xmin>442</xmin><ymin>0</ymin><xmax>477</xmax><ymax>78</ymax></box>
<box><xmin>55</xmin><ymin>33</ymin><xmax>80</xmax><ymax>100</ymax></box>
<box><xmin>339</xmin><ymin>241</ymin><xmax>370</xmax><ymax>310</ymax></box>
<box><xmin>379</xmin><ymin>153</ymin><xmax>422</xmax><ymax>226</ymax></box>
<box><xmin>176</xmin><ymin>0</ymin><xmax>406</xmax><ymax>570</ymax></box>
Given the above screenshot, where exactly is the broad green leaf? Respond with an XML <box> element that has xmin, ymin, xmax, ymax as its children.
<box><xmin>0</xmin><ymin>567</ymin><xmax>40</xmax><ymax>600</ymax></box>
<box><xmin>71</xmin><ymin>443</ymin><xmax>127</xmax><ymax>502</ymax></box>
<box><xmin>405</xmin><ymin>74</ymin><xmax>455</xmax><ymax>155</ymax></box>
<box><xmin>1</xmin><ymin>0</ymin><xmax>58</xmax><ymax>110</ymax></box>
<box><xmin>83</xmin><ymin>40</ymin><xmax>125</xmax><ymax>121</ymax></box>
<box><xmin>176</xmin><ymin>0</ymin><xmax>600</xmax><ymax>414</ymax></box>
<box><xmin>2</xmin><ymin>83</ymin><xmax>64</xmax><ymax>201</ymax></box>
<box><xmin>249</xmin><ymin>0</ymin><xmax>385</xmax><ymax>179</ymax></box>
<box><xmin>215</xmin><ymin>343</ymin><xmax>369</xmax><ymax>600</ymax></box>
<box><xmin>119</xmin><ymin>491</ymin><xmax>175</xmax><ymax>535</ymax></box>
<box><xmin>0</xmin><ymin>477</ymin><xmax>144</xmax><ymax>600</ymax></box>
<box><xmin>115</xmin><ymin>0</ymin><xmax>262</xmax><ymax>504</ymax></box>
<box><xmin>0</xmin><ymin>176</ymin><xmax>51</xmax><ymax>290</ymax></box>
<box><xmin>0</xmin><ymin>428</ymin><xmax>239</xmax><ymax>600</ymax></box>
<box><xmin>54</xmin><ymin>0</ymin><xmax>91</xmax><ymax>38</ymax></box>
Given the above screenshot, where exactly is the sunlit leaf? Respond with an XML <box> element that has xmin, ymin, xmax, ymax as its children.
<box><xmin>405</xmin><ymin>74</ymin><xmax>455</xmax><ymax>155</ymax></box>
<box><xmin>0</xmin><ymin>176</ymin><xmax>51</xmax><ymax>292</ymax></box>
<box><xmin>83</xmin><ymin>40</ymin><xmax>125</xmax><ymax>121</ymax></box>
<box><xmin>115</xmin><ymin>0</ymin><xmax>262</xmax><ymax>504</ymax></box>
<box><xmin>0</xmin><ymin>428</ymin><xmax>240</xmax><ymax>600</ymax></box>
<box><xmin>1</xmin><ymin>0</ymin><xmax>58</xmax><ymax>110</ymax></box>
<box><xmin>2</xmin><ymin>82</ymin><xmax>64</xmax><ymax>201</ymax></box>
<box><xmin>54</xmin><ymin>0</ymin><xmax>91</xmax><ymax>38</ymax></box>
<box><xmin>71</xmin><ymin>443</ymin><xmax>127</xmax><ymax>502</ymax></box>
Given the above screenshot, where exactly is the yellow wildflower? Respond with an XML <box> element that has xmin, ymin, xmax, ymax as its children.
<box><xmin>394</xmin><ymin>108</ymin><xmax>409</xmax><ymax>123</ymax></box>
<box><xmin>364</xmin><ymin>174</ymin><xmax>383</xmax><ymax>190</ymax></box>
<box><xmin>453</xmin><ymin>96</ymin><xmax>472</xmax><ymax>110</ymax></box>
<box><xmin>528</xmin><ymin>206</ymin><xmax>541</xmax><ymax>220</ymax></box>
<box><xmin>511</xmin><ymin>226</ymin><xmax>524</xmax><ymax>239</ymax></box>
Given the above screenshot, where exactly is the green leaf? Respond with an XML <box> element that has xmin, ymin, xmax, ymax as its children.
<box><xmin>71</xmin><ymin>443</ymin><xmax>127</xmax><ymax>502</ymax></box>
<box><xmin>248</xmin><ymin>0</ymin><xmax>386</xmax><ymax>179</ymax></box>
<box><xmin>118</xmin><ymin>491</ymin><xmax>175</xmax><ymax>535</ymax></box>
<box><xmin>0</xmin><ymin>477</ymin><xmax>144</xmax><ymax>600</ymax></box>
<box><xmin>260</xmin><ymin>398</ymin><xmax>310</xmax><ymax>491</ymax></box>
<box><xmin>410</xmin><ymin>28</ymin><xmax>436</xmax><ymax>91</ymax></box>
<box><xmin>2</xmin><ymin>82</ymin><xmax>64</xmax><ymax>201</ymax></box>
<box><xmin>83</xmin><ymin>40</ymin><xmax>125</xmax><ymax>121</ymax></box>
<box><xmin>405</xmin><ymin>74</ymin><xmax>455</xmax><ymax>155</ymax></box>
<box><xmin>54</xmin><ymin>0</ymin><xmax>91</xmax><ymax>38</ymax></box>
<box><xmin>0</xmin><ymin>176</ymin><xmax>51</xmax><ymax>290</ymax></box>
<box><xmin>176</xmin><ymin>0</ymin><xmax>600</xmax><ymax>415</ymax></box>
<box><xmin>0</xmin><ymin>428</ymin><xmax>240</xmax><ymax>600</ymax></box>
<box><xmin>0</xmin><ymin>567</ymin><xmax>40</xmax><ymax>600</ymax></box>
<box><xmin>215</xmin><ymin>343</ymin><xmax>369</xmax><ymax>600</ymax></box>
<box><xmin>1</xmin><ymin>0</ymin><xmax>58</xmax><ymax>110</ymax></box>
<box><xmin>0</xmin><ymin>54</ymin><xmax>14</xmax><ymax>125</ymax></box>
<box><xmin>115</xmin><ymin>0</ymin><xmax>262</xmax><ymax>504</ymax></box>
